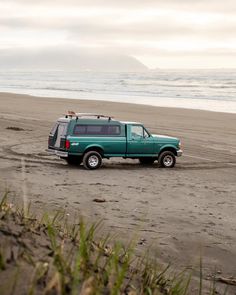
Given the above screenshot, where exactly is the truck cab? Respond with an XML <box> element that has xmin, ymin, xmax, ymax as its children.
<box><xmin>47</xmin><ymin>112</ymin><xmax>182</xmax><ymax>169</ymax></box>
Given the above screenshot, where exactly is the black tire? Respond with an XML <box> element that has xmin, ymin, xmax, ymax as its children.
<box><xmin>62</xmin><ymin>156</ymin><xmax>82</xmax><ymax>166</ymax></box>
<box><xmin>83</xmin><ymin>151</ymin><xmax>102</xmax><ymax>170</ymax></box>
<box><xmin>139</xmin><ymin>157</ymin><xmax>155</xmax><ymax>165</ymax></box>
<box><xmin>158</xmin><ymin>151</ymin><xmax>176</xmax><ymax>168</ymax></box>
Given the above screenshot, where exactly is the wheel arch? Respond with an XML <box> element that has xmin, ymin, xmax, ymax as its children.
<box><xmin>158</xmin><ymin>145</ymin><xmax>177</xmax><ymax>157</ymax></box>
<box><xmin>84</xmin><ymin>145</ymin><xmax>104</xmax><ymax>156</ymax></box>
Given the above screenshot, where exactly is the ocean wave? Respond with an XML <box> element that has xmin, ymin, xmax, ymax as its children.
<box><xmin>41</xmin><ymin>87</ymin><xmax>89</xmax><ymax>92</ymax></box>
<box><xmin>1</xmin><ymin>70</ymin><xmax>236</xmax><ymax>110</ymax></box>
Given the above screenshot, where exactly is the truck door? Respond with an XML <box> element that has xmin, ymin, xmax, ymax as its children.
<box><xmin>127</xmin><ymin>125</ymin><xmax>154</xmax><ymax>155</ymax></box>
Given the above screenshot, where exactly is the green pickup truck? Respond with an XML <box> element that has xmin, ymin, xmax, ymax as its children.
<box><xmin>47</xmin><ymin>112</ymin><xmax>182</xmax><ymax>169</ymax></box>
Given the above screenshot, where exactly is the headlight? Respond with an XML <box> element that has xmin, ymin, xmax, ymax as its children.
<box><xmin>178</xmin><ymin>141</ymin><xmax>182</xmax><ymax>149</ymax></box>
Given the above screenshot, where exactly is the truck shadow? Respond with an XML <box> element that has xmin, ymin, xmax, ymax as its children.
<box><xmin>53</xmin><ymin>161</ymin><xmax>236</xmax><ymax>171</ymax></box>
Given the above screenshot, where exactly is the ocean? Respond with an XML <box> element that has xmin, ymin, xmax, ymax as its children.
<box><xmin>0</xmin><ymin>69</ymin><xmax>236</xmax><ymax>113</ymax></box>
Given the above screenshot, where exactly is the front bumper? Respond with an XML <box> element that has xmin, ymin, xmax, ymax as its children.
<box><xmin>177</xmin><ymin>149</ymin><xmax>183</xmax><ymax>157</ymax></box>
<box><xmin>46</xmin><ymin>148</ymin><xmax>68</xmax><ymax>157</ymax></box>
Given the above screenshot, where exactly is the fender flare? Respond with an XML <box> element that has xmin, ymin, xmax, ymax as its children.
<box><xmin>159</xmin><ymin>145</ymin><xmax>177</xmax><ymax>156</ymax></box>
<box><xmin>84</xmin><ymin>144</ymin><xmax>104</xmax><ymax>155</ymax></box>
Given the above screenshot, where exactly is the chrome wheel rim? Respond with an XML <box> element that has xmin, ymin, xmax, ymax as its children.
<box><xmin>88</xmin><ymin>155</ymin><xmax>99</xmax><ymax>167</ymax></box>
<box><xmin>163</xmin><ymin>155</ymin><xmax>173</xmax><ymax>167</ymax></box>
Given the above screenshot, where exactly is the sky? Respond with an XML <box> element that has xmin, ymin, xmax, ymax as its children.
<box><xmin>0</xmin><ymin>0</ymin><xmax>236</xmax><ymax>69</ymax></box>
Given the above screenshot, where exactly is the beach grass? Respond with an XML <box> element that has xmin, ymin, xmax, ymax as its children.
<box><xmin>0</xmin><ymin>192</ymin><xmax>226</xmax><ymax>295</ymax></box>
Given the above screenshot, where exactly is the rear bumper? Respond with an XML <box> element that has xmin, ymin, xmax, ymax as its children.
<box><xmin>177</xmin><ymin>149</ymin><xmax>183</xmax><ymax>157</ymax></box>
<box><xmin>46</xmin><ymin>148</ymin><xmax>68</xmax><ymax>157</ymax></box>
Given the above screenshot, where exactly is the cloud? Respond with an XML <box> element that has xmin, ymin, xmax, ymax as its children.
<box><xmin>6</xmin><ymin>0</ymin><xmax>236</xmax><ymax>12</ymax></box>
<box><xmin>1</xmin><ymin>0</ymin><xmax>236</xmax><ymax>68</ymax></box>
<box><xmin>1</xmin><ymin>11</ymin><xmax>235</xmax><ymax>40</ymax></box>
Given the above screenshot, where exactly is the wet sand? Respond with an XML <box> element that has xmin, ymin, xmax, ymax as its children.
<box><xmin>0</xmin><ymin>92</ymin><xmax>236</xmax><ymax>292</ymax></box>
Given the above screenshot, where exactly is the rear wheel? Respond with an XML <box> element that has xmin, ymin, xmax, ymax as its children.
<box><xmin>158</xmin><ymin>151</ymin><xmax>176</xmax><ymax>168</ymax></box>
<box><xmin>83</xmin><ymin>151</ymin><xmax>102</xmax><ymax>170</ymax></box>
<box><xmin>139</xmin><ymin>157</ymin><xmax>155</xmax><ymax>165</ymax></box>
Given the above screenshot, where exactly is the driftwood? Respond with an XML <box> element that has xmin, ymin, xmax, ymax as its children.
<box><xmin>92</xmin><ymin>198</ymin><xmax>106</xmax><ymax>203</ymax></box>
<box><xmin>216</xmin><ymin>277</ymin><xmax>236</xmax><ymax>286</ymax></box>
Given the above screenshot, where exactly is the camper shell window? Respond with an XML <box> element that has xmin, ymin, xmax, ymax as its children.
<box><xmin>73</xmin><ymin>124</ymin><xmax>121</xmax><ymax>136</ymax></box>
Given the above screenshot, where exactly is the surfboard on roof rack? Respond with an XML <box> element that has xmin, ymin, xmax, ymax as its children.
<box><xmin>65</xmin><ymin>111</ymin><xmax>114</xmax><ymax>120</ymax></box>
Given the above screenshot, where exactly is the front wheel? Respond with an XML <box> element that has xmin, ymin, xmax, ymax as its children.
<box><xmin>83</xmin><ymin>151</ymin><xmax>102</xmax><ymax>170</ymax></box>
<box><xmin>158</xmin><ymin>151</ymin><xmax>176</xmax><ymax>168</ymax></box>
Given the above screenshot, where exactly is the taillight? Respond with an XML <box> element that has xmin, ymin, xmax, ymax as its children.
<box><xmin>65</xmin><ymin>139</ymin><xmax>70</xmax><ymax>150</ymax></box>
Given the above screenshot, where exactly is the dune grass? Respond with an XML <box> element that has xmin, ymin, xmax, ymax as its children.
<box><xmin>0</xmin><ymin>192</ymin><xmax>226</xmax><ymax>295</ymax></box>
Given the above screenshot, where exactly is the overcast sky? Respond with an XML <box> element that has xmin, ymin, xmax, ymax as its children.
<box><xmin>1</xmin><ymin>0</ymin><xmax>236</xmax><ymax>69</ymax></box>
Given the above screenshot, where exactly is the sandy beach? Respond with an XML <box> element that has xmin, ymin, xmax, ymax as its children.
<box><xmin>0</xmin><ymin>92</ymin><xmax>236</xmax><ymax>292</ymax></box>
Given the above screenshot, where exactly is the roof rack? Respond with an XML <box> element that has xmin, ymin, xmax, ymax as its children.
<box><xmin>65</xmin><ymin>111</ymin><xmax>114</xmax><ymax>121</ymax></box>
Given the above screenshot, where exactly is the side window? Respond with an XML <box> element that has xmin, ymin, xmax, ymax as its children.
<box><xmin>107</xmin><ymin>125</ymin><xmax>120</xmax><ymax>135</ymax></box>
<box><xmin>74</xmin><ymin>125</ymin><xmax>86</xmax><ymax>135</ymax></box>
<box><xmin>73</xmin><ymin>124</ymin><xmax>121</xmax><ymax>136</ymax></box>
<box><xmin>87</xmin><ymin>125</ymin><xmax>103</xmax><ymax>135</ymax></box>
<box><xmin>131</xmin><ymin>126</ymin><xmax>144</xmax><ymax>138</ymax></box>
